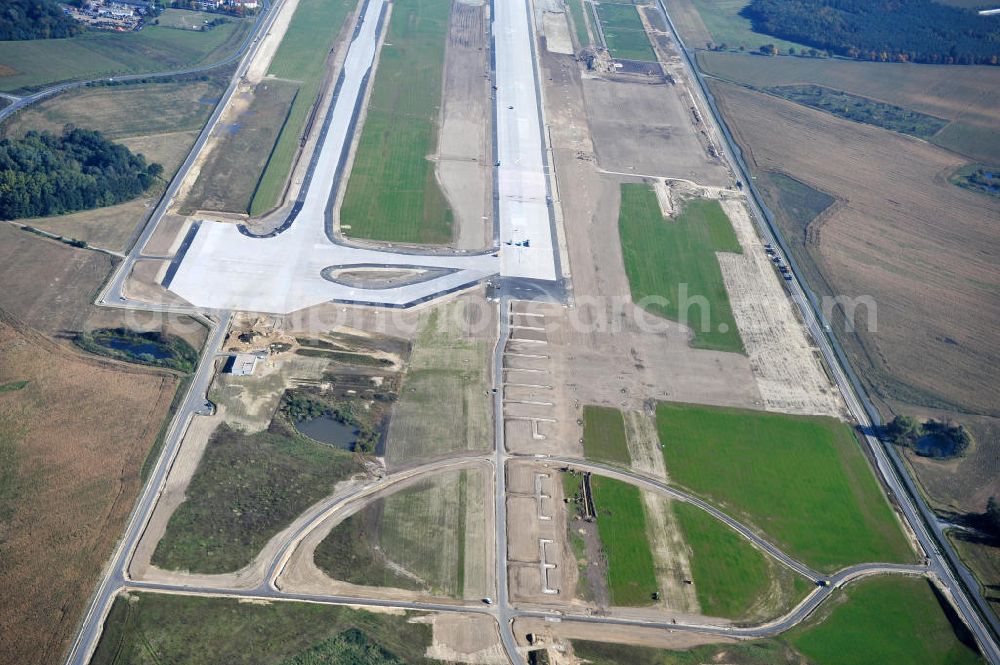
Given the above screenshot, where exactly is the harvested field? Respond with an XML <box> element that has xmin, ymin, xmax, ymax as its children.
<box><xmin>182</xmin><ymin>80</ymin><xmax>299</xmax><ymax>213</ymax></box>
<box><xmin>710</xmin><ymin>80</ymin><xmax>1000</xmax><ymax>417</ymax></box>
<box><xmin>340</xmin><ymin>0</ymin><xmax>454</xmax><ymax>243</ymax></box>
<box><xmin>581</xmin><ymin>76</ymin><xmax>729</xmax><ymax>184</ymax></box>
<box><xmin>0</xmin><ymin>225</ymin><xmax>115</xmax><ymax>334</ymax></box>
<box><xmin>316</xmin><ymin>468</ymin><xmax>489</xmax><ymax>598</ymax></box>
<box><xmin>618</xmin><ymin>185</ymin><xmax>744</xmax><ymax>354</ymax></box>
<box><xmin>90</xmin><ymin>592</ymin><xmax>435</xmax><ymax>665</ymax></box>
<box><xmin>0</xmin><ymin>18</ymin><xmax>250</xmax><ymax>93</ymax></box>
<box><xmin>698</xmin><ymin>51</ymin><xmax>1000</xmax><ymax>163</ymax></box>
<box><xmin>385</xmin><ymin>300</ymin><xmax>493</xmax><ymax>467</ymax></box>
<box><xmin>657</xmin><ymin>402</ymin><xmax>913</xmax><ymax>571</ymax></box>
<box><xmin>0</xmin><ymin>316</ymin><xmax>178</xmax><ymax>665</ymax></box>
<box><xmin>2</xmin><ymin>79</ymin><xmax>224</xmax><ymax>139</ymax></box>
<box><xmin>249</xmin><ymin>0</ymin><xmax>359</xmax><ymax>214</ymax></box>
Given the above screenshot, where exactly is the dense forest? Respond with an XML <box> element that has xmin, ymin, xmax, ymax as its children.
<box><xmin>743</xmin><ymin>0</ymin><xmax>1000</xmax><ymax>65</ymax></box>
<box><xmin>0</xmin><ymin>128</ymin><xmax>163</xmax><ymax>219</ymax></box>
<box><xmin>0</xmin><ymin>0</ymin><xmax>82</xmax><ymax>40</ymax></box>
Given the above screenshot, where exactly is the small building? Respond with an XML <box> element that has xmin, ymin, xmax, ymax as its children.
<box><xmin>224</xmin><ymin>352</ymin><xmax>260</xmax><ymax>376</ymax></box>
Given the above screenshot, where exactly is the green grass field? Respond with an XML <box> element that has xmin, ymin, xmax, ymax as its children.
<box><xmin>0</xmin><ymin>14</ymin><xmax>250</xmax><ymax>93</ymax></box>
<box><xmin>248</xmin><ymin>0</ymin><xmax>358</xmax><ymax>214</ymax></box>
<box><xmin>673</xmin><ymin>501</ymin><xmax>775</xmax><ymax>618</ymax></box>
<box><xmin>596</xmin><ymin>4</ymin><xmax>656</xmax><ymax>61</ymax></box>
<box><xmin>686</xmin><ymin>0</ymin><xmax>809</xmax><ymax>53</ymax></box>
<box><xmin>582</xmin><ymin>405</ymin><xmax>631</xmax><ymax>465</ymax></box>
<box><xmin>339</xmin><ymin>0</ymin><xmax>453</xmax><ymax>243</ymax></box>
<box><xmin>618</xmin><ymin>184</ymin><xmax>745</xmax><ymax>353</ymax></box>
<box><xmin>567</xmin><ymin>0</ymin><xmax>591</xmax><ymax>48</ymax></box>
<box><xmin>152</xmin><ymin>422</ymin><xmax>361</xmax><ymax>573</ymax></box>
<box><xmin>789</xmin><ymin>577</ymin><xmax>983</xmax><ymax>665</ymax></box>
<box><xmin>90</xmin><ymin>593</ymin><xmax>435</xmax><ymax>665</ymax></box>
<box><xmin>591</xmin><ymin>475</ymin><xmax>659</xmax><ymax>606</ymax></box>
<box><xmin>657</xmin><ymin>402</ymin><xmax>913</xmax><ymax>571</ymax></box>
<box><xmin>571</xmin><ymin>577</ymin><xmax>982</xmax><ymax>664</ymax></box>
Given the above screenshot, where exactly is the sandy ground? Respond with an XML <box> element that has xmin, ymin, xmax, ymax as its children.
<box><xmin>716</xmin><ymin>197</ymin><xmax>844</xmax><ymax>417</ymax></box>
<box><xmin>422</xmin><ymin>613</ymin><xmax>509</xmax><ymax>665</ymax></box>
<box><xmin>541</xmin><ymin>11</ymin><xmax>574</xmax><ymax>56</ymax></box>
<box><xmin>581</xmin><ymin>75</ymin><xmax>728</xmax><ymax>186</ymax></box>
<box><xmin>622</xmin><ymin>411</ymin><xmax>699</xmax><ymax>612</ymax></box>
<box><xmin>123</xmin><ymin>259</ymin><xmax>193</xmax><ymax>307</ymax></box>
<box><xmin>506</xmin><ymin>460</ymin><xmax>583</xmax><ymax>608</ymax></box>
<box><xmin>436</xmin><ymin>0</ymin><xmax>492</xmax><ymax>250</ymax></box>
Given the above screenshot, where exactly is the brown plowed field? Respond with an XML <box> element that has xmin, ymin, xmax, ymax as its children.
<box><xmin>0</xmin><ymin>314</ymin><xmax>177</xmax><ymax>665</ymax></box>
<box><xmin>711</xmin><ymin>81</ymin><xmax>1000</xmax><ymax>418</ymax></box>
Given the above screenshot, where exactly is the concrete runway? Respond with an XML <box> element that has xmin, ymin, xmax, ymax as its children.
<box><xmin>166</xmin><ymin>0</ymin><xmax>561</xmax><ymax>314</ymax></box>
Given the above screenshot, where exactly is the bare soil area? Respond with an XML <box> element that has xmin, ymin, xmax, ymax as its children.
<box><xmin>436</xmin><ymin>0</ymin><xmax>492</xmax><ymax>250</ymax></box>
<box><xmin>581</xmin><ymin>75</ymin><xmax>728</xmax><ymax>185</ymax></box>
<box><xmin>0</xmin><ymin>315</ymin><xmax>178</xmax><ymax>665</ymax></box>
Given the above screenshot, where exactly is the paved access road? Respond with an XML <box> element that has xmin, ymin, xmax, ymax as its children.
<box><xmin>653</xmin><ymin>1</ymin><xmax>1000</xmax><ymax>660</ymax></box>
<box><xmin>63</xmin><ymin>311</ymin><xmax>231</xmax><ymax>665</ymax></box>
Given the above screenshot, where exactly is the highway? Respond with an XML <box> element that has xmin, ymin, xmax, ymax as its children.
<box><xmin>653</xmin><ymin>1</ymin><xmax>1000</xmax><ymax>661</ymax></box>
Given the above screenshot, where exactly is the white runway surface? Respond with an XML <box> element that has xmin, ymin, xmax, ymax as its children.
<box><xmin>168</xmin><ymin>0</ymin><xmax>557</xmax><ymax>314</ymax></box>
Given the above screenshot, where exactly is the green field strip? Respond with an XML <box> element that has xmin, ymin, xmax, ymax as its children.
<box><xmin>596</xmin><ymin>3</ymin><xmax>655</xmax><ymax>61</ymax></box>
<box><xmin>248</xmin><ymin>0</ymin><xmax>358</xmax><ymax>215</ymax></box>
<box><xmin>339</xmin><ymin>0</ymin><xmax>454</xmax><ymax>244</ymax></box>
<box><xmin>567</xmin><ymin>0</ymin><xmax>591</xmax><ymax>48</ymax></box>
<box><xmin>591</xmin><ymin>474</ymin><xmax>659</xmax><ymax>606</ymax></box>
<box><xmin>618</xmin><ymin>183</ymin><xmax>745</xmax><ymax>353</ymax></box>
<box><xmin>673</xmin><ymin>500</ymin><xmax>774</xmax><ymax>618</ymax></box>
<box><xmin>582</xmin><ymin>405</ymin><xmax>631</xmax><ymax>465</ymax></box>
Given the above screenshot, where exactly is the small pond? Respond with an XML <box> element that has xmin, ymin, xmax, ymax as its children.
<box><xmin>99</xmin><ymin>337</ymin><xmax>173</xmax><ymax>359</ymax></box>
<box><xmin>295</xmin><ymin>415</ymin><xmax>361</xmax><ymax>452</ymax></box>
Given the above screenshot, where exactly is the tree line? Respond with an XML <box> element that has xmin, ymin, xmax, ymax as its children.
<box><xmin>743</xmin><ymin>0</ymin><xmax>1000</xmax><ymax>65</ymax></box>
<box><xmin>0</xmin><ymin>0</ymin><xmax>82</xmax><ymax>40</ymax></box>
<box><xmin>0</xmin><ymin>127</ymin><xmax>163</xmax><ymax>220</ymax></box>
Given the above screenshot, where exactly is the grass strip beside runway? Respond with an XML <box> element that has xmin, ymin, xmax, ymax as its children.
<box><xmin>339</xmin><ymin>0</ymin><xmax>454</xmax><ymax>244</ymax></box>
